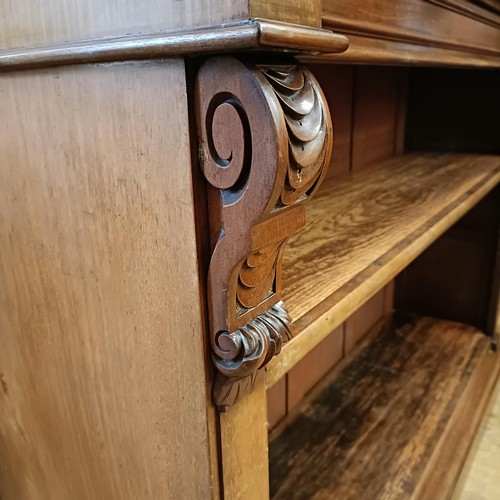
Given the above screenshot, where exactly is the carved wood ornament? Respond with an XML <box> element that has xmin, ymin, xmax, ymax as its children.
<box><xmin>194</xmin><ymin>56</ymin><xmax>333</xmax><ymax>410</ymax></box>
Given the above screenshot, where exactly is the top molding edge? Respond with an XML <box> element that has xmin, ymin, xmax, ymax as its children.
<box><xmin>0</xmin><ymin>19</ymin><xmax>349</xmax><ymax>71</ymax></box>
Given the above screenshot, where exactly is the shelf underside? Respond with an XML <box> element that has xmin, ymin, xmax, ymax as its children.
<box><xmin>269</xmin><ymin>314</ymin><xmax>500</xmax><ymax>500</ymax></box>
<box><xmin>267</xmin><ymin>153</ymin><xmax>500</xmax><ymax>386</ymax></box>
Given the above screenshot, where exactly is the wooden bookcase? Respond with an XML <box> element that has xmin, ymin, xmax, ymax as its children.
<box><xmin>1</xmin><ymin>1</ymin><xmax>499</xmax><ymax>499</ymax></box>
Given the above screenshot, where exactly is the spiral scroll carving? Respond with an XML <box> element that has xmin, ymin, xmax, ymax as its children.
<box><xmin>194</xmin><ymin>56</ymin><xmax>332</xmax><ymax>410</ymax></box>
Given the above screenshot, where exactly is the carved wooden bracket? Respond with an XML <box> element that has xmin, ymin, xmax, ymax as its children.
<box><xmin>194</xmin><ymin>56</ymin><xmax>333</xmax><ymax>411</ymax></box>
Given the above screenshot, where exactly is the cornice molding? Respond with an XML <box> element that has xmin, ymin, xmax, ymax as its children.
<box><xmin>0</xmin><ymin>19</ymin><xmax>348</xmax><ymax>71</ymax></box>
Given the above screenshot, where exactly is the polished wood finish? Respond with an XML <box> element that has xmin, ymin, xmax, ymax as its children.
<box><xmin>0</xmin><ymin>0</ymin><xmax>246</xmax><ymax>50</ymax></box>
<box><xmin>427</xmin><ymin>0</ymin><xmax>500</xmax><ymax>28</ymax></box>
<box><xmin>194</xmin><ymin>56</ymin><xmax>332</xmax><ymax>409</ymax></box>
<box><xmin>269</xmin><ymin>314</ymin><xmax>499</xmax><ymax>499</ymax></box>
<box><xmin>313</xmin><ymin>0</ymin><xmax>500</xmax><ymax>67</ymax></box>
<box><xmin>308</xmin><ymin>35</ymin><xmax>500</xmax><ymax>67</ymax></box>
<box><xmin>0</xmin><ymin>20</ymin><xmax>349</xmax><ymax>71</ymax></box>
<box><xmin>250</xmin><ymin>1</ymin><xmax>321</xmax><ymax>27</ymax></box>
<box><xmin>0</xmin><ymin>61</ymin><xmax>215</xmax><ymax>499</ymax></box>
<box><xmin>322</xmin><ymin>0</ymin><xmax>500</xmax><ymax>56</ymax></box>
<box><xmin>267</xmin><ymin>153</ymin><xmax>500</xmax><ymax>387</ymax></box>
<box><xmin>0</xmin><ymin>0</ymin><xmax>328</xmax><ymax>51</ymax></box>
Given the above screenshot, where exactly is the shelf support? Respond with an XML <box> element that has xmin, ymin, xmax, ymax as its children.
<box><xmin>194</xmin><ymin>56</ymin><xmax>333</xmax><ymax>410</ymax></box>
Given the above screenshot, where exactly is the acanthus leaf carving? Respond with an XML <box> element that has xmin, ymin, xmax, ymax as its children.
<box><xmin>194</xmin><ymin>56</ymin><xmax>332</xmax><ymax>410</ymax></box>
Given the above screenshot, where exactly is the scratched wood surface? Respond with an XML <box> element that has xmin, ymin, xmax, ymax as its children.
<box><xmin>269</xmin><ymin>314</ymin><xmax>496</xmax><ymax>500</ymax></box>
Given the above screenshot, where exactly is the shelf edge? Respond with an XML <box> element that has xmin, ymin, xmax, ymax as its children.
<box><xmin>266</xmin><ymin>167</ymin><xmax>500</xmax><ymax>388</ymax></box>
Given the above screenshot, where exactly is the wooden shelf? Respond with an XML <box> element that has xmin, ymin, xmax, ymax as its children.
<box><xmin>269</xmin><ymin>314</ymin><xmax>500</xmax><ymax>500</ymax></box>
<box><xmin>267</xmin><ymin>153</ymin><xmax>500</xmax><ymax>387</ymax></box>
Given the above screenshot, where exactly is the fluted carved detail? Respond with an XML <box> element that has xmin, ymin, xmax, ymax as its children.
<box><xmin>194</xmin><ymin>56</ymin><xmax>332</xmax><ymax>410</ymax></box>
<box><xmin>261</xmin><ymin>65</ymin><xmax>330</xmax><ymax>206</ymax></box>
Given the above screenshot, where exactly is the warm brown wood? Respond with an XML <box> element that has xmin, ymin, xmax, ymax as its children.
<box><xmin>269</xmin><ymin>314</ymin><xmax>499</xmax><ymax>500</ymax></box>
<box><xmin>0</xmin><ymin>61</ymin><xmax>216</xmax><ymax>499</ymax></box>
<box><xmin>219</xmin><ymin>372</ymin><xmax>269</xmax><ymax>500</ymax></box>
<box><xmin>194</xmin><ymin>56</ymin><xmax>333</xmax><ymax>409</ymax></box>
<box><xmin>267</xmin><ymin>153</ymin><xmax>500</xmax><ymax>387</ymax></box>
<box><xmin>351</xmin><ymin>67</ymin><xmax>402</xmax><ymax>169</ymax></box>
<box><xmin>0</xmin><ymin>0</ymin><xmax>247</xmax><ymax>50</ymax></box>
<box><xmin>427</xmin><ymin>0</ymin><xmax>500</xmax><ymax>28</ymax></box>
<box><xmin>267</xmin><ymin>377</ymin><xmax>287</xmax><ymax>429</ymax></box>
<box><xmin>322</xmin><ymin>0</ymin><xmax>500</xmax><ymax>56</ymax></box>
<box><xmin>396</xmin><ymin>189</ymin><xmax>500</xmax><ymax>332</ymax></box>
<box><xmin>472</xmin><ymin>0</ymin><xmax>500</xmax><ymax>13</ymax></box>
<box><xmin>250</xmin><ymin>1</ymin><xmax>321</xmax><ymax>27</ymax></box>
<box><xmin>267</xmin><ymin>64</ymin><xmax>407</xmax><ymax>416</ymax></box>
<box><xmin>287</xmin><ymin>325</ymin><xmax>343</xmax><ymax>410</ymax></box>
<box><xmin>0</xmin><ymin>0</ymin><xmax>331</xmax><ymax>51</ymax></box>
<box><xmin>307</xmin><ymin>64</ymin><xmax>354</xmax><ymax>177</ymax></box>
<box><xmin>0</xmin><ymin>21</ymin><xmax>349</xmax><ymax>71</ymax></box>
<box><xmin>345</xmin><ymin>292</ymin><xmax>385</xmax><ymax>353</ymax></box>
<box><xmin>306</xmin><ymin>35</ymin><xmax>500</xmax><ymax>67</ymax></box>
<box><xmin>415</xmin><ymin>341</ymin><xmax>500</xmax><ymax>500</ymax></box>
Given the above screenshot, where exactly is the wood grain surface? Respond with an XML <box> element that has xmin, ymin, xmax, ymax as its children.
<box><xmin>219</xmin><ymin>372</ymin><xmax>270</xmax><ymax>500</ymax></box>
<box><xmin>322</xmin><ymin>0</ymin><xmax>500</xmax><ymax>56</ymax></box>
<box><xmin>250</xmin><ymin>0</ymin><xmax>321</xmax><ymax>27</ymax></box>
<box><xmin>0</xmin><ymin>0</ymin><xmax>248</xmax><ymax>50</ymax></box>
<box><xmin>269</xmin><ymin>314</ymin><xmax>498</xmax><ymax>500</ymax></box>
<box><xmin>304</xmin><ymin>34</ymin><xmax>500</xmax><ymax>67</ymax></box>
<box><xmin>0</xmin><ymin>61</ymin><xmax>215</xmax><ymax>500</ymax></box>
<box><xmin>427</xmin><ymin>0</ymin><xmax>500</xmax><ymax>28</ymax></box>
<box><xmin>350</xmin><ymin>67</ymin><xmax>402</xmax><ymax>169</ymax></box>
<box><xmin>307</xmin><ymin>64</ymin><xmax>354</xmax><ymax>177</ymax></box>
<box><xmin>267</xmin><ymin>153</ymin><xmax>500</xmax><ymax>386</ymax></box>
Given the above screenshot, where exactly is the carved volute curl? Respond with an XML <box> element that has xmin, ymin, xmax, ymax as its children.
<box><xmin>194</xmin><ymin>56</ymin><xmax>333</xmax><ymax>411</ymax></box>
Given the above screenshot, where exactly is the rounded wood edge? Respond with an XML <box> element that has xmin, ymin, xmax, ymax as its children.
<box><xmin>256</xmin><ymin>19</ymin><xmax>349</xmax><ymax>54</ymax></box>
<box><xmin>0</xmin><ymin>20</ymin><xmax>349</xmax><ymax>71</ymax></box>
<box><xmin>322</xmin><ymin>13</ymin><xmax>500</xmax><ymax>58</ymax></box>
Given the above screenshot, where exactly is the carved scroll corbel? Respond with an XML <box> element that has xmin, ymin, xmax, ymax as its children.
<box><xmin>194</xmin><ymin>57</ymin><xmax>333</xmax><ymax>411</ymax></box>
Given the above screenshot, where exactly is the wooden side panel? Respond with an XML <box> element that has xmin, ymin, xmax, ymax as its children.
<box><xmin>0</xmin><ymin>61</ymin><xmax>214</xmax><ymax>500</ymax></box>
<box><xmin>0</xmin><ymin>0</ymin><xmax>248</xmax><ymax>50</ymax></box>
